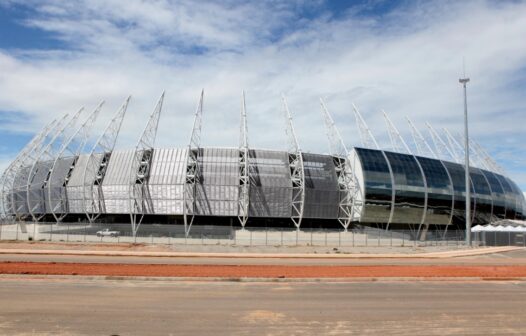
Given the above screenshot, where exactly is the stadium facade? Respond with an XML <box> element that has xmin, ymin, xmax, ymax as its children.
<box><xmin>1</xmin><ymin>92</ymin><xmax>524</xmax><ymax>237</ymax></box>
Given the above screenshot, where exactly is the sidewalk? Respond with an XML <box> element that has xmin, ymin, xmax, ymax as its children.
<box><xmin>0</xmin><ymin>245</ymin><xmax>521</xmax><ymax>259</ymax></box>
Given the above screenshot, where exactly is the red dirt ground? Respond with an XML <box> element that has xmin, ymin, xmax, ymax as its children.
<box><xmin>2</xmin><ymin>262</ymin><xmax>526</xmax><ymax>278</ymax></box>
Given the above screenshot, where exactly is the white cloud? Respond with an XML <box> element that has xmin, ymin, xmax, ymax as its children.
<box><xmin>0</xmin><ymin>0</ymin><xmax>525</xmax><ymax>188</ymax></box>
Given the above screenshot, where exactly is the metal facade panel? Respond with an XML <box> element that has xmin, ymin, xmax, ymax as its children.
<box><xmin>67</xmin><ymin>153</ymin><xmax>105</xmax><ymax>214</ymax></box>
<box><xmin>248</xmin><ymin>149</ymin><xmax>291</xmax><ymax>217</ymax></box>
<box><xmin>148</xmin><ymin>148</ymin><xmax>187</xmax><ymax>185</ymax></box>
<box><xmin>102</xmin><ymin>150</ymin><xmax>135</xmax><ymax>186</ymax></box>
<box><xmin>27</xmin><ymin>160</ymin><xmax>54</xmax><ymax>215</ymax></box>
<box><xmin>148</xmin><ymin>185</ymin><xmax>184</xmax><ymax>214</ymax></box>
<box><xmin>12</xmin><ymin>166</ymin><xmax>30</xmax><ymax>215</ymax></box>
<box><xmin>66</xmin><ymin>154</ymin><xmax>90</xmax><ymax>214</ymax></box>
<box><xmin>47</xmin><ymin>157</ymin><xmax>76</xmax><ymax>213</ymax></box>
<box><xmin>194</xmin><ymin>148</ymin><xmax>239</xmax><ymax>216</ymax></box>
<box><xmin>146</xmin><ymin>148</ymin><xmax>187</xmax><ymax>215</ymax></box>
<box><xmin>66</xmin><ymin>154</ymin><xmax>89</xmax><ymax>187</ymax></box>
<box><xmin>101</xmin><ymin>150</ymin><xmax>134</xmax><ymax>214</ymax></box>
<box><xmin>302</xmin><ymin>153</ymin><xmax>340</xmax><ymax>219</ymax></box>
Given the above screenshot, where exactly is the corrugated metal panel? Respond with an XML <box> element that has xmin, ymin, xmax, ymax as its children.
<box><xmin>66</xmin><ymin>154</ymin><xmax>93</xmax><ymax>214</ymax></box>
<box><xmin>195</xmin><ymin>148</ymin><xmax>239</xmax><ymax>216</ymax></box>
<box><xmin>147</xmin><ymin>148</ymin><xmax>187</xmax><ymax>215</ymax></box>
<box><xmin>248</xmin><ymin>149</ymin><xmax>291</xmax><ymax>217</ymax></box>
<box><xmin>67</xmin><ymin>154</ymin><xmax>89</xmax><ymax>187</ymax></box>
<box><xmin>47</xmin><ymin>157</ymin><xmax>76</xmax><ymax>213</ymax></box>
<box><xmin>302</xmin><ymin>153</ymin><xmax>339</xmax><ymax>219</ymax></box>
<box><xmin>12</xmin><ymin>166</ymin><xmax>30</xmax><ymax>215</ymax></box>
<box><xmin>66</xmin><ymin>154</ymin><xmax>103</xmax><ymax>214</ymax></box>
<box><xmin>103</xmin><ymin>150</ymin><xmax>135</xmax><ymax>186</ymax></box>
<box><xmin>101</xmin><ymin>150</ymin><xmax>134</xmax><ymax>214</ymax></box>
<box><xmin>149</xmin><ymin>148</ymin><xmax>187</xmax><ymax>185</ymax></box>
<box><xmin>27</xmin><ymin>160</ymin><xmax>54</xmax><ymax>214</ymax></box>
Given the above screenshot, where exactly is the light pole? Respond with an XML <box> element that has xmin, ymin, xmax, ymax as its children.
<box><xmin>459</xmin><ymin>76</ymin><xmax>471</xmax><ymax>246</ymax></box>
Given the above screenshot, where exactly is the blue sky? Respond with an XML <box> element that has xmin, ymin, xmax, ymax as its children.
<box><xmin>0</xmin><ymin>0</ymin><xmax>525</xmax><ymax>193</ymax></box>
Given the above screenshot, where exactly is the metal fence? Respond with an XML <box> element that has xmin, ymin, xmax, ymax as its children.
<box><xmin>0</xmin><ymin>222</ymin><xmax>498</xmax><ymax>248</ymax></box>
<box><xmin>472</xmin><ymin>231</ymin><xmax>526</xmax><ymax>247</ymax></box>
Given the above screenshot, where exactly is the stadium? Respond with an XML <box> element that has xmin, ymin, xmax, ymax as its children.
<box><xmin>1</xmin><ymin>92</ymin><xmax>525</xmax><ymax>238</ymax></box>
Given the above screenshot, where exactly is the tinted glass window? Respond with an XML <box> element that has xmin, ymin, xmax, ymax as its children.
<box><xmin>416</xmin><ymin>156</ymin><xmax>453</xmax><ymax>225</ymax></box>
<box><xmin>506</xmin><ymin>177</ymin><xmax>525</xmax><ymax>220</ymax></box>
<box><xmin>442</xmin><ymin>161</ymin><xmax>475</xmax><ymax>225</ymax></box>
<box><xmin>355</xmin><ymin>148</ymin><xmax>393</xmax><ymax>223</ymax></box>
<box><xmin>481</xmin><ymin>170</ymin><xmax>506</xmax><ymax>220</ymax></box>
<box><xmin>384</xmin><ymin>151</ymin><xmax>426</xmax><ymax>224</ymax></box>
<box><xmin>469</xmin><ymin>167</ymin><xmax>493</xmax><ymax>224</ymax></box>
<box><xmin>495</xmin><ymin>174</ymin><xmax>516</xmax><ymax>219</ymax></box>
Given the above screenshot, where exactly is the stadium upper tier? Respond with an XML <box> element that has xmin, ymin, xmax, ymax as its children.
<box><xmin>3</xmin><ymin>146</ymin><xmax>525</xmax><ymax>225</ymax></box>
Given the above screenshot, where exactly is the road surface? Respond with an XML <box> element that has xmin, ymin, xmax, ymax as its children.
<box><xmin>0</xmin><ymin>248</ymin><xmax>525</xmax><ymax>266</ymax></box>
<box><xmin>0</xmin><ymin>278</ymin><xmax>524</xmax><ymax>335</ymax></box>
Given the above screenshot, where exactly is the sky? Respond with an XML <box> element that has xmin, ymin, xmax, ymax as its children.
<box><xmin>0</xmin><ymin>0</ymin><xmax>525</xmax><ymax>194</ymax></box>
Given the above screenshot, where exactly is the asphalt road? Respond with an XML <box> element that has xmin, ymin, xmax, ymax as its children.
<box><xmin>0</xmin><ymin>249</ymin><xmax>525</xmax><ymax>266</ymax></box>
<box><xmin>0</xmin><ymin>278</ymin><xmax>525</xmax><ymax>335</ymax></box>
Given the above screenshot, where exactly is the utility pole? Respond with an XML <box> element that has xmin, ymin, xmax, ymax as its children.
<box><xmin>459</xmin><ymin>74</ymin><xmax>471</xmax><ymax>246</ymax></box>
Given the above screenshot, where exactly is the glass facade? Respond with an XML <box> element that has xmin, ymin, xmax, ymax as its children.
<box><xmin>441</xmin><ymin>161</ymin><xmax>474</xmax><ymax>225</ymax></box>
<box><xmin>481</xmin><ymin>170</ymin><xmax>506</xmax><ymax>220</ymax></box>
<box><xmin>469</xmin><ymin>167</ymin><xmax>493</xmax><ymax>224</ymax></box>
<box><xmin>506</xmin><ymin>177</ymin><xmax>525</xmax><ymax>220</ymax></box>
<box><xmin>495</xmin><ymin>174</ymin><xmax>516</xmax><ymax>219</ymax></box>
<box><xmin>354</xmin><ymin>148</ymin><xmax>393</xmax><ymax>223</ymax></box>
<box><xmin>383</xmin><ymin>151</ymin><xmax>426</xmax><ymax>224</ymax></box>
<box><xmin>415</xmin><ymin>156</ymin><xmax>453</xmax><ymax>225</ymax></box>
<box><xmin>356</xmin><ymin>148</ymin><xmax>525</xmax><ymax>226</ymax></box>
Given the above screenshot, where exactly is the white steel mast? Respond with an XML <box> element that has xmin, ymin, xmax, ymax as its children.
<box><xmin>12</xmin><ymin>117</ymin><xmax>65</xmax><ymax>221</ymax></box>
<box><xmin>320</xmin><ymin>98</ymin><xmax>361</xmax><ymax>230</ymax></box>
<box><xmin>352</xmin><ymin>103</ymin><xmax>380</xmax><ymax>149</ymax></box>
<box><xmin>129</xmin><ymin>92</ymin><xmax>164</xmax><ymax>236</ymax></box>
<box><xmin>26</xmin><ymin>109</ymin><xmax>84</xmax><ymax>222</ymax></box>
<box><xmin>471</xmin><ymin>140</ymin><xmax>504</xmax><ymax>174</ymax></box>
<box><xmin>237</xmin><ymin>91</ymin><xmax>250</xmax><ymax>228</ymax></box>
<box><xmin>448</xmin><ymin>131</ymin><xmax>488</xmax><ymax>170</ymax></box>
<box><xmin>382</xmin><ymin>111</ymin><xmax>411</xmax><ymax>154</ymax></box>
<box><xmin>48</xmin><ymin>102</ymin><xmax>103</xmax><ymax>223</ymax></box>
<box><xmin>442</xmin><ymin>128</ymin><xmax>465</xmax><ymax>164</ymax></box>
<box><xmin>0</xmin><ymin>120</ymin><xmax>56</xmax><ymax>222</ymax></box>
<box><xmin>183</xmin><ymin>90</ymin><xmax>204</xmax><ymax>237</ymax></box>
<box><xmin>406</xmin><ymin>117</ymin><xmax>438</xmax><ymax>159</ymax></box>
<box><xmin>282</xmin><ymin>95</ymin><xmax>305</xmax><ymax>229</ymax></box>
<box><xmin>84</xmin><ymin>97</ymin><xmax>130</xmax><ymax>223</ymax></box>
<box><xmin>425</xmin><ymin>122</ymin><xmax>457</xmax><ymax>162</ymax></box>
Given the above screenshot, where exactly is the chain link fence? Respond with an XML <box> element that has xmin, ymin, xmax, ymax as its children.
<box><xmin>3</xmin><ymin>221</ymin><xmax>516</xmax><ymax>247</ymax></box>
